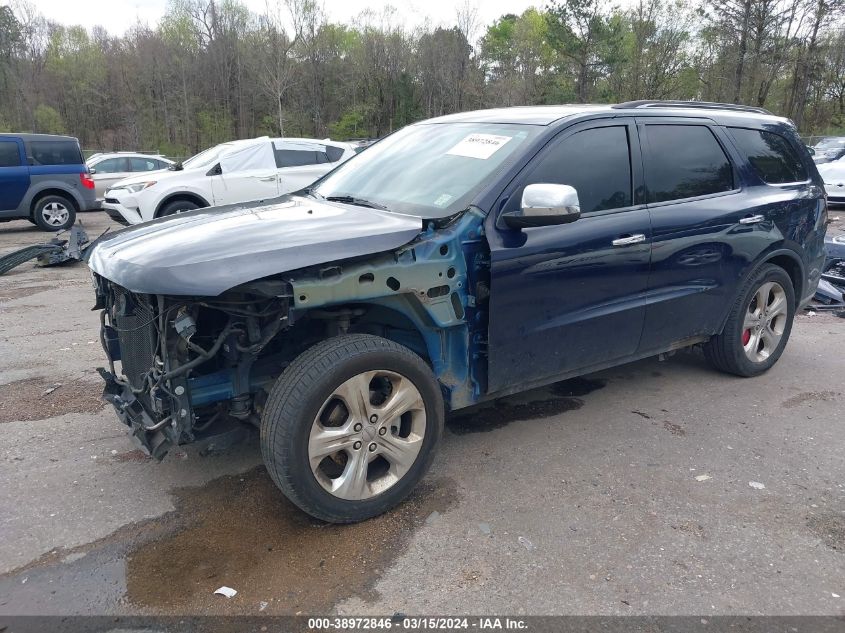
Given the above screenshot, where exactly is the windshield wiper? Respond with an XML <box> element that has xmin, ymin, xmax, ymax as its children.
<box><xmin>324</xmin><ymin>195</ymin><xmax>387</xmax><ymax>210</ymax></box>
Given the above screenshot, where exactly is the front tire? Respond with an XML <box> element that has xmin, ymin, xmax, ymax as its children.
<box><xmin>261</xmin><ymin>334</ymin><xmax>444</xmax><ymax>523</ymax></box>
<box><xmin>704</xmin><ymin>263</ymin><xmax>795</xmax><ymax>377</ymax></box>
<box><xmin>33</xmin><ymin>195</ymin><xmax>76</xmax><ymax>231</ymax></box>
<box><xmin>158</xmin><ymin>199</ymin><xmax>199</xmax><ymax>218</ymax></box>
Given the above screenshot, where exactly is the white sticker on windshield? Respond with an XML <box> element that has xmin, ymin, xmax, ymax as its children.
<box><xmin>433</xmin><ymin>194</ymin><xmax>453</xmax><ymax>207</ymax></box>
<box><xmin>446</xmin><ymin>134</ymin><xmax>512</xmax><ymax>160</ymax></box>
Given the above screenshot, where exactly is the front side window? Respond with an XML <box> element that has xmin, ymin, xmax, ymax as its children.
<box><xmin>643</xmin><ymin>125</ymin><xmax>734</xmax><ymax>203</ymax></box>
<box><xmin>729</xmin><ymin>128</ymin><xmax>807</xmax><ymax>184</ymax></box>
<box><xmin>314</xmin><ymin>122</ymin><xmax>540</xmax><ymax>218</ymax></box>
<box><xmin>0</xmin><ymin>141</ymin><xmax>21</xmax><ymax>167</ymax></box>
<box><xmin>29</xmin><ymin>140</ymin><xmax>84</xmax><ymax>166</ymax></box>
<box><xmin>514</xmin><ymin>125</ymin><xmax>633</xmax><ymax>214</ymax></box>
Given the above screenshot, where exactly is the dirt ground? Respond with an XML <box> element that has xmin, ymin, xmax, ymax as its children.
<box><xmin>0</xmin><ymin>210</ymin><xmax>843</xmax><ymax>616</ymax></box>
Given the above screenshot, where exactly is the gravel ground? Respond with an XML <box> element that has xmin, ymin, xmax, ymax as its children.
<box><xmin>0</xmin><ymin>211</ymin><xmax>843</xmax><ymax>616</ymax></box>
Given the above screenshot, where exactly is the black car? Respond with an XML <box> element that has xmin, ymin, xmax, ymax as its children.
<box><xmin>88</xmin><ymin>101</ymin><xmax>827</xmax><ymax>522</ymax></box>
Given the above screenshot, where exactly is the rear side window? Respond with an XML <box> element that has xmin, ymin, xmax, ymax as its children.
<box><xmin>0</xmin><ymin>141</ymin><xmax>21</xmax><ymax>167</ymax></box>
<box><xmin>729</xmin><ymin>127</ymin><xmax>808</xmax><ymax>184</ymax></box>
<box><xmin>129</xmin><ymin>157</ymin><xmax>160</xmax><ymax>171</ymax></box>
<box><xmin>644</xmin><ymin>125</ymin><xmax>734</xmax><ymax>203</ymax></box>
<box><xmin>520</xmin><ymin>125</ymin><xmax>633</xmax><ymax>214</ymax></box>
<box><xmin>29</xmin><ymin>140</ymin><xmax>83</xmax><ymax>166</ymax></box>
<box><xmin>93</xmin><ymin>157</ymin><xmax>128</xmax><ymax>173</ymax></box>
<box><xmin>274</xmin><ymin>149</ymin><xmax>321</xmax><ymax>168</ymax></box>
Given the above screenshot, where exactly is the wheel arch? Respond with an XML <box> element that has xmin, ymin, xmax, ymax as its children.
<box><xmin>717</xmin><ymin>247</ymin><xmax>804</xmax><ymax>334</ymax></box>
<box><xmin>29</xmin><ymin>187</ymin><xmax>80</xmax><ymax>217</ymax></box>
<box><xmin>154</xmin><ymin>192</ymin><xmax>210</xmax><ymax>218</ymax></box>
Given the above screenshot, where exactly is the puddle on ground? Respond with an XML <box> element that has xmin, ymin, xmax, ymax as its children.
<box><xmin>447</xmin><ymin>376</ymin><xmax>606</xmax><ymax>435</ymax></box>
<box><xmin>0</xmin><ymin>376</ymin><xmax>105</xmax><ymax>423</ymax></box>
<box><xmin>0</xmin><ymin>467</ymin><xmax>459</xmax><ymax>615</ymax></box>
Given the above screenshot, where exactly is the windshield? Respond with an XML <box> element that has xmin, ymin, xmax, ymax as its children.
<box><xmin>181</xmin><ymin>143</ymin><xmax>235</xmax><ymax>169</ymax></box>
<box><xmin>312</xmin><ymin>122</ymin><xmax>540</xmax><ymax>217</ymax></box>
<box><xmin>815</xmin><ymin>138</ymin><xmax>845</xmax><ymax>149</ymax></box>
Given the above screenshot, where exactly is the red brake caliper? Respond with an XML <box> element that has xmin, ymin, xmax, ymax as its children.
<box><xmin>742</xmin><ymin>329</ymin><xmax>751</xmax><ymax>346</ymax></box>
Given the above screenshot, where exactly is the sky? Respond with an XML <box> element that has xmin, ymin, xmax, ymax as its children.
<box><xmin>26</xmin><ymin>0</ymin><xmax>539</xmax><ymax>37</ymax></box>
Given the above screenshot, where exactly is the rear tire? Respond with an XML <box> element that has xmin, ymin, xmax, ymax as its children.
<box><xmin>704</xmin><ymin>264</ymin><xmax>795</xmax><ymax>377</ymax></box>
<box><xmin>158</xmin><ymin>199</ymin><xmax>199</xmax><ymax>218</ymax></box>
<box><xmin>32</xmin><ymin>195</ymin><xmax>76</xmax><ymax>231</ymax></box>
<box><xmin>261</xmin><ymin>334</ymin><xmax>444</xmax><ymax>523</ymax></box>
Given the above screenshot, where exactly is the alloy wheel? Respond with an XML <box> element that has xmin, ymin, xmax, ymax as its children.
<box><xmin>741</xmin><ymin>281</ymin><xmax>788</xmax><ymax>363</ymax></box>
<box><xmin>41</xmin><ymin>202</ymin><xmax>70</xmax><ymax>227</ymax></box>
<box><xmin>308</xmin><ymin>370</ymin><xmax>426</xmax><ymax>500</ymax></box>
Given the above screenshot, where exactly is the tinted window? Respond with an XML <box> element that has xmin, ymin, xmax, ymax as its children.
<box><xmin>729</xmin><ymin>128</ymin><xmax>807</xmax><ymax>183</ymax></box>
<box><xmin>644</xmin><ymin>125</ymin><xmax>733</xmax><ymax>203</ymax></box>
<box><xmin>129</xmin><ymin>157</ymin><xmax>160</xmax><ymax>171</ymax></box>
<box><xmin>325</xmin><ymin>145</ymin><xmax>344</xmax><ymax>162</ymax></box>
<box><xmin>29</xmin><ymin>140</ymin><xmax>83</xmax><ymax>166</ymax></box>
<box><xmin>0</xmin><ymin>141</ymin><xmax>21</xmax><ymax>167</ymax></box>
<box><xmin>274</xmin><ymin>150</ymin><xmax>320</xmax><ymax>168</ymax></box>
<box><xmin>94</xmin><ymin>158</ymin><xmax>128</xmax><ymax>173</ymax></box>
<box><xmin>520</xmin><ymin>126</ymin><xmax>632</xmax><ymax>213</ymax></box>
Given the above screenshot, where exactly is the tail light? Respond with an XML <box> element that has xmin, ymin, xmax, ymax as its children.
<box><xmin>80</xmin><ymin>172</ymin><xmax>95</xmax><ymax>190</ymax></box>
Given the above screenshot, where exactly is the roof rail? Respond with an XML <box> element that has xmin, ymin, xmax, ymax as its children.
<box><xmin>612</xmin><ymin>100</ymin><xmax>774</xmax><ymax>116</ymax></box>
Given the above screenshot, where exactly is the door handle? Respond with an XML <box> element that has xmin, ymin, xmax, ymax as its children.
<box><xmin>612</xmin><ymin>234</ymin><xmax>646</xmax><ymax>247</ymax></box>
<box><xmin>739</xmin><ymin>214</ymin><xmax>764</xmax><ymax>225</ymax></box>
<box><xmin>255</xmin><ymin>176</ymin><xmax>276</xmax><ymax>182</ymax></box>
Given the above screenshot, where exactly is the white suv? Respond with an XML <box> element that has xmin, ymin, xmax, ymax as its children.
<box><xmin>102</xmin><ymin>137</ymin><xmax>355</xmax><ymax>225</ymax></box>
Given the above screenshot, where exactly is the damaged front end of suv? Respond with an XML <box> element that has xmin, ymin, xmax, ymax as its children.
<box><xmin>93</xmin><ymin>276</ymin><xmax>294</xmax><ymax>458</ymax></box>
<box><xmin>88</xmin><ymin>195</ymin><xmax>488</xmax><ymax>461</ymax></box>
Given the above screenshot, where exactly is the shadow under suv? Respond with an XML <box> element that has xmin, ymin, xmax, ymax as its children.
<box><xmin>88</xmin><ymin>101</ymin><xmax>827</xmax><ymax>523</ymax></box>
<box><xmin>0</xmin><ymin>133</ymin><xmax>97</xmax><ymax>231</ymax></box>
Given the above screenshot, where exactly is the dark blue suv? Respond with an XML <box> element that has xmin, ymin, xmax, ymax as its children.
<box><xmin>88</xmin><ymin>101</ymin><xmax>827</xmax><ymax>523</ymax></box>
<box><xmin>0</xmin><ymin>133</ymin><xmax>97</xmax><ymax>231</ymax></box>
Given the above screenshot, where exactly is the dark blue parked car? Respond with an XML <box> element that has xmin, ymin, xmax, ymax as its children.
<box><xmin>0</xmin><ymin>133</ymin><xmax>97</xmax><ymax>231</ymax></box>
<box><xmin>88</xmin><ymin>101</ymin><xmax>827</xmax><ymax>522</ymax></box>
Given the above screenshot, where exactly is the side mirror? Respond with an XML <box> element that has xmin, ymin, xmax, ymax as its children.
<box><xmin>806</xmin><ymin>146</ymin><xmax>815</xmax><ymax>156</ymax></box>
<box><xmin>501</xmin><ymin>183</ymin><xmax>581</xmax><ymax>229</ymax></box>
<box><xmin>88</xmin><ymin>167</ymin><xmax>97</xmax><ymax>174</ymax></box>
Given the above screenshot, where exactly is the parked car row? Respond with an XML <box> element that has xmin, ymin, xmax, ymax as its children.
<box><xmin>0</xmin><ymin>133</ymin><xmax>357</xmax><ymax>231</ymax></box>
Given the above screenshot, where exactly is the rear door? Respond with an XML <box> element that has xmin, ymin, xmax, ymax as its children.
<box><xmin>637</xmin><ymin>119</ymin><xmax>760</xmax><ymax>351</ymax></box>
<box><xmin>0</xmin><ymin>137</ymin><xmax>29</xmax><ymax>213</ymax></box>
<box><xmin>486</xmin><ymin>118</ymin><xmax>652</xmax><ymax>392</ymax></box>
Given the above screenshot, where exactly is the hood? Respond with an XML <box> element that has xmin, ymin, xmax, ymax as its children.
<box><xmin>818</xmin><ymin>161</ymin><xmax>845</xmax><ymax>182</ymax></box>
<box><xmin>88</xmin><ymin>195</ymin><xmax>423</xmax><ymax>296</ymax></box>
<box><xmin>108</xmin><ymin>167</ymin><xmax>205</xmax><ymax>189</ymax></box>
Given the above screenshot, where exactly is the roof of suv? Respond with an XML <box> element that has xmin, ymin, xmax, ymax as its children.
<box><xmin>0</xmin><ymin>133</ymin><xmax>81</xmax><ymax>143</ymax></box>
<box><xmin>424</xmin><ymin>101</ymin><xmax>791</xmax><ymax>127</ymax></box>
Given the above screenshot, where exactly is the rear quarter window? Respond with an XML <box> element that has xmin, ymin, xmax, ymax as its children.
<box><xmin>28</xmin><ymin>140</ymin><xmax>84</xmax><ymax>166</ymax></box>
<box><xmin>729</xmin><ymin>127</ymin><xmax>808</xmax><ymax>184</ymax></box>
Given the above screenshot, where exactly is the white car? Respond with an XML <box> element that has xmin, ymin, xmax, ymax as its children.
<box><xmin>818</xmin><ymin>158</ymin><xmax>845</xmax><ymax>206</ymax></box>
<box><xmin>102</xmin><ymin>137</ymin><xmax>355</xmax><ymax>225</ymax></box>
<box><xmin>86</xmin><ymin>153</ymin><xmax>173</xmax><ymax>204</ymax></box>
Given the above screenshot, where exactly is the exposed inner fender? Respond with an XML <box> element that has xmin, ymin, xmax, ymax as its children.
<box><xmin>287</xmin><ymin>208</ymin><xmax>488</xmax><ymax>409</ymax></box>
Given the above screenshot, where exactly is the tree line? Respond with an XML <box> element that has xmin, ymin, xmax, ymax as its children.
<box><xmin>0</xmin><ymin>0</ymin><xmax>843</xmax><ymax>156</ymax></box>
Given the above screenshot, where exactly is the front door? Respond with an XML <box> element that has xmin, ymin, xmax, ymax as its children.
<box><xmin>0</xmin><ymin>138</ymin><xmax>29</xmax><ymax>213</ymax></box>
<box><xmin>486</xmin><ymin>119</ymin><xmax>652</xmax><ymax>393</ymax></box>
<box><xmin>211</xmin><ymin>169</ymin><xmax>280</xmax><ymax>206</ymax></box>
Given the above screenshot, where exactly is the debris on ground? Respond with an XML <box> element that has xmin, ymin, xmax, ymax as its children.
<box><xmin>694</xmin><ymin>474</ymin><xmax>712</xmax><ymax>482</ymax></box>
<box><xmin>518</xmin><ymin>536</ymin><xmax>536</xmax><ymax>551</ymax></box>
<box><xmin>425</xmin><ymin>511</ymin><xmax>441</xmax><ymax>526</ymax></box>
<box><xmin>749</xmin><ymin>481</ymin><xmax>766</xmax><ymax>490</ymax></box>
<box><xmin>259</xmin><ymin>601</ymin><xmax>269</xmax><ymax>611</ymax></box>
<box><xmin>0</xmin><ymin>225</ymin><xmax>103</xmax><ymax>276</ymax></box>
<box><xmin>479</xmin><ymin>522</ymin><xmax>492</xmax><ymax>535</ymax></box>
<box><xmin>41</xmin><ymin>384</ymin><xmax>61</xmax><ymax>396</ymax></box>
<box><xmin>213</xmin><ymin>586</ymin><xmax>237</xmax><ymax>598</ymax></box>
